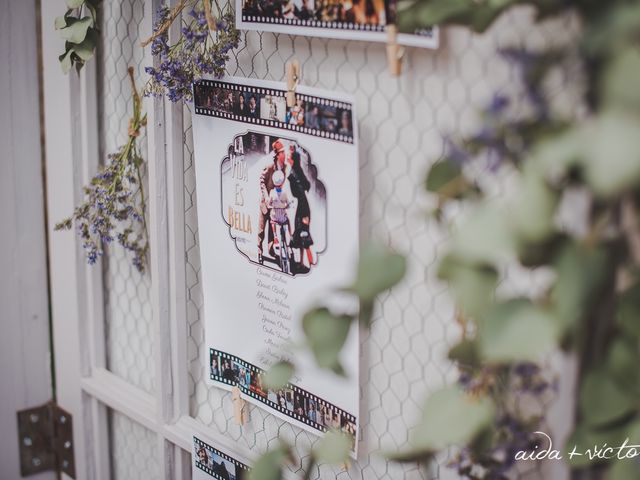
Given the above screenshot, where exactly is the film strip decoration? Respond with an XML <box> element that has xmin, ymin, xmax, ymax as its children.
<box><xmin>240</xmin><ymin>14</ymin><xmax>436</xmax><ymax>39</ymax></box>
<box><xmin>210</xmin><ymin>348</ymin><xmax>358</xmax><ymax>446</ymax></box>
<box><xmin>242</xmin><ymin>14</ymin><xmax>388</xmax><ymax>32</ymax></box>
<box><xmin>193</xmin><ymin>80</ymin><xmax>355</xmax><ymax>144</ymax></box>
<box><xmin>194</xmin><ymin>436</ymin><xmax>250</xmax><ymax>480</ymax></box>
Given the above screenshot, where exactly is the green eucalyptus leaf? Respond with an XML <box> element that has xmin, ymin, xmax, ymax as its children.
<box><xmin>510</xmin><ymin>165</ymin><xmax>558</xmax><ymax>244</ymax></box>
<box><xmin>352</xmin><ymin>243</ymin><xmax>406</xmax><ymax>303</ymax></box>
<box><xmin>438</xmin><ymin>255</ymin><xmax>498</xmax><ymax>318</ymax></box>
<box><xmin>450</xmin><ymin>203</ymin><xmax>514</xmax><ymax>264</ymax></box>
<box><xmin>479</xmin><ymin>299</ymin><xmax>559</xmax><ymax>363</ymax></box>
<box><xmin>59</xmin><ymin>16</ymin><xmax>93</xmax><ymax>44</ymax></box>
<box><xmin>582</xmin><ymin>109</ymin><xmax>640</xmax><ymax>198</ymax></box>
<box><xmin>551</xmin><ymin>243</ymin><xmax>611</xmax><ymax>333</ymax></box>
<box><xmin>448</xmin><ymin>339</ymin><xmax>480</xmax><ymax>366</ymax></box>
<box><xmin>603</xmin><ymin>48</ymin><xmax>640</xmax><ymax>110</ymax></box>
<box><xmin>59</xmin><ymin>48</ymin><xmax>74</xmax><ymax>74</ymax></box>
<box><xmin>72</xmin><ymin>28</ymin><xmax>97</xmax><ymax>61</ymax></box>
<box><xmin>607</xmin><ymin>337</ymin><xmax>640</xmax><ymax>396</ymax></box>
<box><xmin>426</xmin><ymin>160</ymin><xmax>461</xmax><ymax>192</ymax></box>
<box><xmin>302</xmin><ymin>308</ymin><xmax>352</xmax><ymax>375</ymax></box>
<box><xmin>617</xmin><ymin>283</ymin><xmax>640</xmax><ymax>339</ymax></box>
<box><xmin>412</xmin><ymin>386</ymin><xmax>494</xmax><ymax>451</ymax></box>
<box><xmin>385</xmin><ymin>448</ymin><xmax>434</xmax><ymax>463</ymax></box>
<box><xmin>54</xmin><ymin>16</ymin><xmax>68</xmax><ymax>29</ymax></box>
<box><xmin>534</xmin><ymin>126</ymin><xmax>584</xmax><ymax>181</ymax></box>
<box><xmin>249</xmin><ymin>443</ymin><xmax>291</xmax><ymax>480</ymax></box>
<box><xmin>262</xmin><ymin>361</ymin><xmax>294</xmax><ymax>390</ymax></box>
<box><xmin>358</xmin><ymin>300</ymin><xmax>374</xmax><ymax>328</ymax></box>
<box><xmin>425</xmin><ymin>160</ymin><xmax>476</xmax><ymax>200</ymax></box>
<box><xmin>516</xmin><ymin>233</ymin><xmax>566</xmax><ymax>268</ymax></box>
<box><xmin>580</xmin><ymin>368</ymin><xmax>637</xmax><ymax>428</ymax></box>
<box><xmin>66</xmin><ymin>0</ymin><xmax>85</xmax><ymax>8</ymax></box>
<box><xmin>313</xmin><ymin>430</ymin><xmax>352</xmax><ymax>464</ymax></box>
<box><xmin>389</xmin><ymin>386</ymin><xmax>493</xmax><ymax>462</ymax></box>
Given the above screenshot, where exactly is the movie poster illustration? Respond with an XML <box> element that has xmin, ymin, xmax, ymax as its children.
<box><xmin>237</xmin><ymin>0</ymin><xmax>439</xmax><ymax>48</ymax></box>
<box><xmin>193</xmin><ymin>435</ymin><xmax>250</xmax><ymax>480</ymax></box>
<box><xmin>192</xmin><ymin>77</ymin><xmax>359</xmax><ymax>454</ymax></box>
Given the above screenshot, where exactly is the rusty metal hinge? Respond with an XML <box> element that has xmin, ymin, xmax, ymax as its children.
<box><xmin>17</xmin><ymin>401</ymin><xmax>75</xmax><ymax>478</ymax></box>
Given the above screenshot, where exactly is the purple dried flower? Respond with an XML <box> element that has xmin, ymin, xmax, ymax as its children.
<box><xmin>143</xmin><ymin>6</ymin><xmax>240</xmax><ymax>102</ymax></box>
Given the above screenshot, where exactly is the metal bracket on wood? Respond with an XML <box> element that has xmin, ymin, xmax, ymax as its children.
<box><xmin>17</xmin><ymin>401</ymin><xmax>76</xmax><ymax>478</ymax></box>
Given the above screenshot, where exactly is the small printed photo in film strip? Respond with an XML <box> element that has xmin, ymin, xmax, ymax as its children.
<box><xmin>194</xmin><ymin>436</ymin><xmax>250</xmax><ymax>480</ymax></box>
<box><xmin>239</xmin><ymin>0</ymin><xmax>437</xmax><ymax>38</ymax></box>
<box><xmin>241</xmin><ymin>0</ymin><xmax>382</xmax><ymax>32</ymax></box>
<box><xmin>193</xmin><ymin>80</ymin><xmax>355</xmax><ymax>144</ymax></box>
<box><xmin>210</xmin><ymin>348</ymin><xmax>357</xmax><ymax>449</ymax></box>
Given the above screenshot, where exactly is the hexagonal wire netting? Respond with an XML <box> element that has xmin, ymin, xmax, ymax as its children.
<box><xmin>98</xmin><ymin>0</ymin><xmax>158</xmax><ymax>476</ymax></box>
<box><xmin>99</xmin><ymin>0</ymin><xmax>155</xmax><ymax>396</ymax></box>
<box><xmin>97</xmin><ymin>0</ymin><xmax>579</xmax><ymax>478</ymax></box>
<box><xmin>109</xmin><ymin>409</ymin><xmax>161</xmax><ymax>479</ymax></box>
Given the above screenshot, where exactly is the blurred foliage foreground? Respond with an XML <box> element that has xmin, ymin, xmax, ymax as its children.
<box><xmin>251</xmin><ymin>1</ymin><xmax>640</xmax><ymax>479</ymax></box>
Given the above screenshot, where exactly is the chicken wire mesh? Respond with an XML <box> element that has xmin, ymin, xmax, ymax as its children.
<box><xmin>93</xmin><ymin>0</ymin><xmax>580</xmax><ymax>478</ymax></box>
<box><xmin>98</xmin><ymin>2</ymin><xmax>160</xmax><ymax>477</ymax></box>
<box><xmin>184</xmin><ymin>7</ymin><xmax>578</xmax><ymax>480</ymax></box>
<box><xmin>108</xmin><ymin>409</ymin><xmax>161</xmax><ymax>479</ymax></box>
<box><xmin>99</xmin><ymin>0</ymin><xmax>155</xmax><ymax>395</ymax></box>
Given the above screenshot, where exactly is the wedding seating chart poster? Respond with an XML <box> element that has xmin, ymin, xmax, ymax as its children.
<box><xmin>192</xmin><ymin>77</ymin><xmax>359</xmax><ymax>452</ymax></box>
<box><xmin>193</xmin><ymin>435</ymin><xmax>250</xmax><ymax>480</ymax></box>
<box><xmin>236</xmin><ymin>0</ymin><xmax>439</xmax><ymax>48</ymax></box>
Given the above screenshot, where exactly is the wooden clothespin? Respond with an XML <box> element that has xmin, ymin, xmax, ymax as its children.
<box><xmin>286</xmin><ymin>59</ymin><xmax>301</xmax><ymax>108</ymax></box>
<box><xmin>231</xmin><ymin>386</ymin><xmax>248</xmax><ymax>425</ymax></box>
<box><xmin>386</xmin><ymin>25</ymin><xmax>405</xmax><ymax>77</ymax></box>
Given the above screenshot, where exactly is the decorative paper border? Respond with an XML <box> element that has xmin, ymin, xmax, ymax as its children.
<box><xmin>194</xmin><ymin>436</ymin><xmax>250</xmax><ymax>479</ymax></box>
<box><xmin>210</xmin><ymin>348</ymin><xmax>357</xmax><ymax>443</ymax></box>
<box><xmin>193</xmin><ymin>80</ymin><xmax>355</xmax><ymax>144</ymax></box>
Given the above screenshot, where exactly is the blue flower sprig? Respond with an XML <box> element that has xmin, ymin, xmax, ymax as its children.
<box><xmin>56</xmin><ymin>67</ymin><xmax>149</xmax><ymax>273</ymax></box>
<box><xmin>143</xmin><ymin>1</ymin><xmax>240</xmax><ymax>103</ymax></box>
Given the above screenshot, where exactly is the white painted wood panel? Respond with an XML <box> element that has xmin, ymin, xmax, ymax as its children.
<box><xmin>0</xmin><ymin>0</ymin><xmax>54</xmax><ymax>478</ymax></box>
<box><xmin>40</xmin><ymin>0</ymin><xmax>92</xmax><ymax>477</ymax></box>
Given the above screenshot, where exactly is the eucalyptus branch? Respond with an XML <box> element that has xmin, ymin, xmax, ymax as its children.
<box><xmin>55</xmin><ymin>0</ymin><xmax>102</xmax><ymax>73</ymax></box>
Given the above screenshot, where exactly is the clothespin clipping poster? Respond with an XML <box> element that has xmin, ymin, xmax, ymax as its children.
<box><xmin>386</xmin><ymin>25</ymin><xmax>405</xmax><ymax>76</ymax></box>
<box><xmin>231</xmin><ymin>386</ymin><xmax>249</xmax><ymax>425</ymax></box>
<box><xmin>286</xmin><ymin>59</ymin><xmax>301</xmax><ymax>108</ymax></box>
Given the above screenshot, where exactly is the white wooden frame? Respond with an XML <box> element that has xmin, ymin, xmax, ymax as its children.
<box><xmin>42</xmin><ymin>0</ymin><xmax>267</xmax><ymax>478</ymax></box>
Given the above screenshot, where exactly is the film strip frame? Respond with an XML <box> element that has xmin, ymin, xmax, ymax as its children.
<box><xmin>240</xmin><ymin>14</ymin><xmax>436</xmax><ymax>38</ymax></box>
<box><xmin>242</xmin><ymin>14</ymin><xmax>388</xmax><ymax>32</ymax></box>
<box><xmin>210</xmin><ymin>348</ymin><xmax>357</xmax><ymax>439</ymax></box>
<box><xmin>194</xmin><ymin>436</ymin><xmax>250</xmax><ymax>480</ymax></box>
<box><xmin>193</xmin><ymin>80</ymin><xmax>355</xmax><ymax>144</ymax></box>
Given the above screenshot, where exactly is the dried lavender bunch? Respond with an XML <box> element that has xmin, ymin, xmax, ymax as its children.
<box><xmin>143</xmin><ymin>1</ymin><xmax>240</xmax><ymax>102</ymax></box>
<box><xmin>56</xmin><ymin>67</ymin><xmax>149</xmax><ymax>273</ymax></box>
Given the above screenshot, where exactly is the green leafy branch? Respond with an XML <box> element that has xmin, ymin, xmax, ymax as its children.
<box><xmin>252</xmin><ymin>1</ymin><xmax>640</xmax><ymax>479</ymax></box>
<box><xmin>55</xmin><ymin>0</ymin><xmax>101</xmax><ymax>74</ymax></box>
